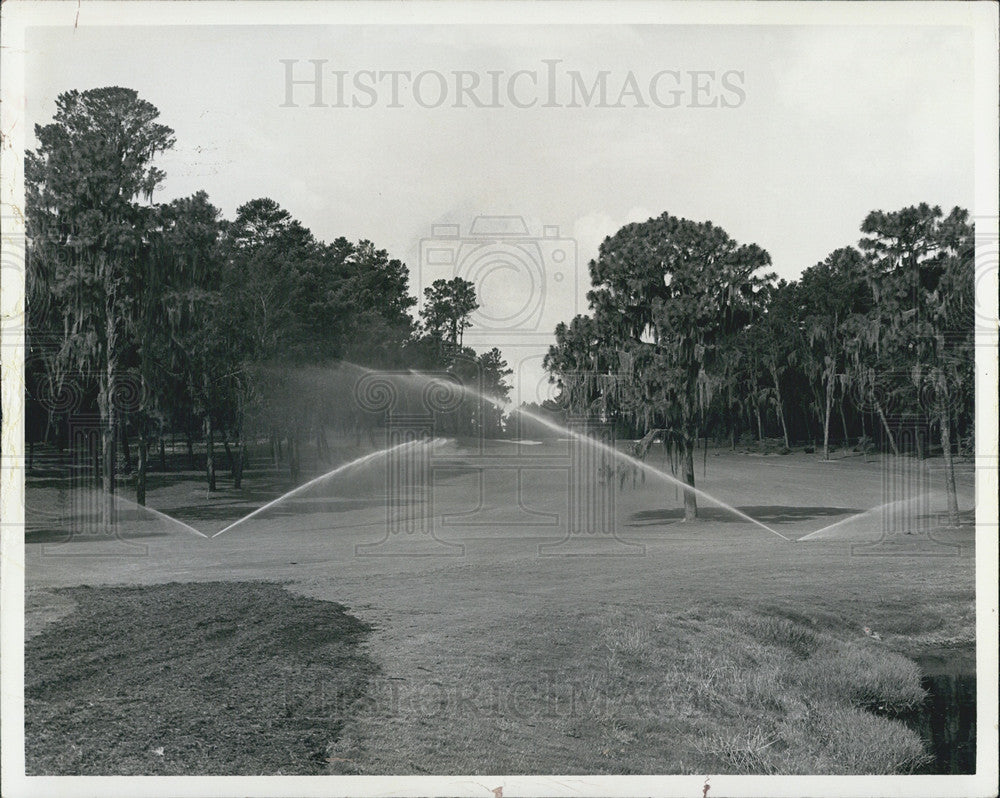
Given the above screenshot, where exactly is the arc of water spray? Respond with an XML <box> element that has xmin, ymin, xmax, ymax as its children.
<box><xmin>389</xmin><ymin>364</ymin><xmax>791</xmax><ymax>542</ymax></box>
<box><xmin>212</xmin><ymin>437</ymin><xmax>443</xmax><ymax>538</ymax></box>
<box><xmin>108</xmin><ymin>491</ymin><xmax>209</xmax><ymax>539</ymax></box>
<box><xmin>512</xmin><ymin>405</ymin><xmax>792</xmax><ymax>542</ymax></box>
<box><xmin>797</xmin><ymin>495</ymin><xmax>928</xmax><ymax>542</ymax></box>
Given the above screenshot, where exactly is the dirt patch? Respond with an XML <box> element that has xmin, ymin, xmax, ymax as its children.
<box><xmin>25</xmin><ymin>589</ymin><xmax>78</xmax><ymax>640</ymax></box>
<box><xmin>25</xmin><ymin>581</ymin><xmax>376</xmax><ymax>775</ymax></box>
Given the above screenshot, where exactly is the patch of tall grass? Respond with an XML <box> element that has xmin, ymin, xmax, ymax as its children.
<box><xmin>790</xmin><ymin>701</ymin><xmax>932</xmax><ymax>774</ymax></box>
<box><xmin>799</xmin><ymin>645</ymin><xmax>926</xmax><ymax>714</ymax></box>
<box><xmin>586</xmin><ymin>609</ymin><xmax>931</xmax><ymax>774</ymax></box>
<box><xmin>737</xmin><ymin>615</ymin><xmax>819</xmax><ymax>659</ymax></box>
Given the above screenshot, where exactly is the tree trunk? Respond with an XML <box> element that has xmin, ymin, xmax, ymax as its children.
<box><xmin>136</xmin><ymin>432</ymin><xmax>147</xmax><ymax>506</ymax></box>
<box><xmin>159</xmin><ymin>437</ymin><xmax>167</xmax><ymax>471</ymax></box>
<box><xmin>205</xmin><ymin>414</ymin><xmax>216</xmax><ymax>491</ymax></box>
<box><xmin>42</xmin><ymin>410</ymin><xmax>54</xmax><ymax>446</ymax></box>
<box><xmin>100</xmin><ymin>371</ymin><xmax>117</xmax><ymax>528</ymax></box>
<box><xmin>875</xmin><ymin>400</ymin><xmax>899</xmax><ymax>456</ymax></box>
<box><xmin>839</xmin><ymin>400</ymin><xmax>850</xmax><ymax>449</ymax></box>
<box><xmin>92</xmin><ymin>432</ymin><xmax>101</xmax><ymax>485</ymax></box>
<box><xmin>99</xmin><ymin>287</ymin><xmax>120</xmax><ymax>528</ymax></box>
<box><xmin>771</xmin><ymin>368</ymin><xmax>790</xmax><ymax>449</ymax></box>
<box><xmin>222</xmin><ymin>434</ymin><xmax>234</xmax><ymax>471</ymax></box>
<box><xmin>185</xmin><ymin>431</ymin><xmax>196</xmax><ymax>470</ymax></box>
<box><xmin>754</xmin><ymin>405</ymin><xmax>764</xmax><ymax>442</ymax></box>
<box><xmin>810</xmin><ymin>384</ymin><xmax>824</xmax><ymax>450</ymax></box>
<box><xmin>288</xmin><ymin>434</ymin><xmax>300</xmax><ymax>481</ymax></box>
<box><xmin>233</xmin><ymin>428</ymin><xmax>245</xmax><ymax>490</ymax></box>
<box><xmin>682</xmin><ymin>433</ymin><xmax>697</xmax><ymax>521</ymax></box>
<box><xmin>822</xmin><ymin>377</ymin><xmax>833</xmax><ymax>460</ymax></box>
<box><xmin>316</xmin><ymin>425</ymin><xmax>331</xmax><ymax>464</ymax></box>
<box><xmin>940</xmin><ymin>407</ymin><xmax>960</xmax><ymax>526</ymax></box>
<box><xmin>119</xmin><ymin>414</ymin><xmax>133</xmax><ymax>475</ymax></box>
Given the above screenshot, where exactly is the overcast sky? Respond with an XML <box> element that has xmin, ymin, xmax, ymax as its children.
<box><xmin>26</xmin><ymin>22</ymin><xmax>975</xmax><ymax>403</ymax></box>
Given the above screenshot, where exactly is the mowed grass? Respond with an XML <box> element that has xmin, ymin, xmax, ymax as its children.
<box><xmin>24</xmin><ymin>447</ymin><xmax>976</xmax><ymax>774</ymax></box>
<box><xmin>321</xmin><ymin>605</ymin><xmax>934</xmax><ymax>775</ymax></box>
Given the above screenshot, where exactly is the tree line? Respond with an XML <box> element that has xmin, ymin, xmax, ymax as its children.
<box><xmin>24</xmin><ymin>86</ymin><xmax>974</xmax><ymax>528</ymax></box>
<box><xmin>542</xmin><ymin>207</ymin><xmax>974</xmax><ymax>524</ymax></box>
<box><xmin>25</xmin><ymin>87</ymin><xmax>511</xmax><ymax>512</ymax></box>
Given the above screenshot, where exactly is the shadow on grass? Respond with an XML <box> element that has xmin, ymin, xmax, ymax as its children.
<box><xmin>27</xmin><ymin>469</ymin><xmax>294</xmax><ymax>493</ymax></box>
<box><xmin>628</xmin><ymin>506</ymin><xmax>862</xmax><ymax>526</ymax></box>
<box><xmin>165</xmin><ymin>497</ymin><xmax>395</xmax><ymax>524</ymax></box>
<box><xmin>25</xmin><ymin>528</ymin><xmax>172</xmax><ymax>544</ymax></box>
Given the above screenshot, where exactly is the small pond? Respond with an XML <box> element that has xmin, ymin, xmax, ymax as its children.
<box><xmin>902</xmin><ymin>653</ymin><xmax>976</xmax><ymax>774</ymax></box>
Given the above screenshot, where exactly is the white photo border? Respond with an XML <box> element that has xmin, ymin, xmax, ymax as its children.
<box><xmin>2</xmin><ymin>3</ymin><xmax>997</xmax><ymax>797</ymax></box>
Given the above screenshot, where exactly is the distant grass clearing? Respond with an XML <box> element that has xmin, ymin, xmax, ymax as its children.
<box><xmin>25</xmin><ymin>582</ymin><xmax>376</xmax><ymax>775</ymax></box>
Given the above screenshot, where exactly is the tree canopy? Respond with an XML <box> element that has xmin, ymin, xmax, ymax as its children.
<box><xmin>544</xmin><ymin>206</ymin><xmax>975</xmax><ymax>525</ymax></box>
<box><xmin>26</xmin><ymin>86</ymin><xmax>974</xmax><ymax>528</ymax></box>
<box><xmin>26</xmin><ymin>87</ymin><xmax>513</xmax><ymax>503</ymax></box>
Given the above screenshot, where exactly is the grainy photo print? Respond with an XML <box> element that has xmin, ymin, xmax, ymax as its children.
<box><xmin>1</xmin><ymin>3</ymin><xmax>997</xmax><ymax>798</ymax></box>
